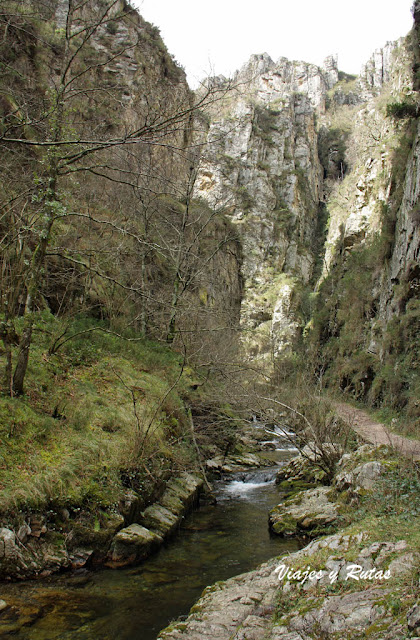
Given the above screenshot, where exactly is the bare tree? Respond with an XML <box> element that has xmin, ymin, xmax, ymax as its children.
<box><xmin>0</xmin><ymin>0</ymin><xmax>233</xmax><ymax>394</ymax></box>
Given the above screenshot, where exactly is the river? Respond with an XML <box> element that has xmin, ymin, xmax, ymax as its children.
<box><xmin>0</xmin><ymin>437</ymin><xmax>299</xmax><ymax>639</ymax></box>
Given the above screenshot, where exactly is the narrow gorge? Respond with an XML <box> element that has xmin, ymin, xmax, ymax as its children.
<box><xmin>0</xmin><ymin>1</ymin><xmax>419</xmax><ymax>639</ymax></box>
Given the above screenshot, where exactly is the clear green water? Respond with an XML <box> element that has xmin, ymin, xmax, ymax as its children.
<box><xmin>0</xmin><ymin>463</ymin><xmax>299</xmax><ymax>640</ymax></box>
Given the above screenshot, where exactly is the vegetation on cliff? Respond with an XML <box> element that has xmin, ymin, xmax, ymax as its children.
<box><xmin>305</xmin><ymin>29</ymin><xmax>420</xmax><ymax>436</ymax></box>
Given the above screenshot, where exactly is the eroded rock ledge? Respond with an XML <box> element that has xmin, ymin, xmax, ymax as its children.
<box><xmin>106</xmin><ymin>472</ymin><xmax>203</xmax><ymax>568</ymax></box>
<box><xmin>157</xmin><ymin>529</ymin><xmax>419</xmax><ymax>640</ymax></box>
<box><xmin>0</xmin><ymin>472</ymin><xmax>203</xmax><ymax>580</ymax></box>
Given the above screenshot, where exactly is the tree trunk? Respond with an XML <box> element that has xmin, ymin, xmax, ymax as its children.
<box><xmin>166</xmin><ymin>274</ymin><xmax>180</xmax><ymax>344</ymax></box>
<box><xmin>12</xmin><ymin>319</ymin><xmax>33</xmax><ymax>396</ymax></box>
<box><xmin>12</xmin><ymin>184</ymin><xmax>56</xmax><ymax>395</ymax></box>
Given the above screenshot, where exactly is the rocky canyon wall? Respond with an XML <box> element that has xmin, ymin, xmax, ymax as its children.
<box><xmin>194</xmin><ymin>54</ymin><xmax>337</xmax><ymax>359</ymax></box>
<box><xmin>194</xmin><ymin>14</ymin><xmax>419</xmax><ymax>423</ymax></box>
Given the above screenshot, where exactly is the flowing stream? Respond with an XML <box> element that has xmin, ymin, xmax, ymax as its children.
<box><xmin>0</xmin><ymin>435</ymin><xmax>299</xmax><ymax>639</ymax></box>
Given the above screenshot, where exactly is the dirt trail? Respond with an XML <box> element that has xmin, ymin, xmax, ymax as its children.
<box><xmin>334</xmin><ymin>402</ymin><xmax>420</xmax><ymax>461</ymax></box>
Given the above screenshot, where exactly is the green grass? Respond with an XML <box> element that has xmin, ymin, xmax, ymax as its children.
<box><xmin>0</xmin><ymin>312</ymin><xmax>197</xmax><ymax>517</ymax></box>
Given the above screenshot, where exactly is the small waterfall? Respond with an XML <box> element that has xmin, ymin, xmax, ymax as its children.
<box><xmin>263</xmin><ymin>423</ymin><xmax>298</xmax><ymax>452</ymax></box>
<box><xmin>219</xmin><ymin>467</ymin><xmax>278</xmax><ymax>499</ymax></box>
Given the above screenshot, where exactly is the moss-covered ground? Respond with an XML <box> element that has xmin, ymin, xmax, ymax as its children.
<box><xmin>0</xmin><ymin>312</ymin><xmax>200</xmax><ymax>519</ymax></box>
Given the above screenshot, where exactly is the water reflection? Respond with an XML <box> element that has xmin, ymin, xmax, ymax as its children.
<box><xmin>0</xmin><ymin>468</ymin><xmax>299</xmax><ymax>639</ymax></box>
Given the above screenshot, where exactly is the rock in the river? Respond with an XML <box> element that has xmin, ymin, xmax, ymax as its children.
<box><xmin>106</xmin><ymin>472</ymin><xmax>203</xmax><ymax>569</ymax></box>
<box><xmin>206</xmin><ymin>453</ymin><xmax>264</xmax><ymax>474</ymax></box>
<box><xmin>141</xmin><ymin>504</ymin><xmax>179</xmax><ymax>538</ymax></box>
<box><xmin>269</xmin><ymin>486</ymin><xmax>339</xmax><ymax>537</ymax></box>
<box><xmin>159</xmin><ymin>489</ymin><xmax>186</xmax><ymax>516</ymax></box>
<box><xmin>107</xmin><ymin>524</ymin><xmax>162</xmax><ymax>567</ymax></box>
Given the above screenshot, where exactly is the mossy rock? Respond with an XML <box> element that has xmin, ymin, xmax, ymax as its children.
<box><xmin>107</xmin><ymin>524</ymin><xmax>162</xmax><ymax>568</ymax></box>
<box><xmin>275</xmin><ymin>454</ymin><xmax>330</xmax><ymax>489</ymax></box>
<box><xmin>69</xmin><ymin>512</ymin><xmax>124</xmax><ymax>547</ymax></box>
<box><xmin>159</xmin><ymin>489</ymin><xmax>185</xmax><ymax>516</ymax></box>
<box><xmin>141</xmin><ymin>504</ymin><xmax>179</xmax><ymax>538</ymax></box>
<box><xmin>278</xmin><ymin>479</ymin><xmax>318</xmax><ymax>494</ymax></box>
<box><xmin>270</xmin><ymin>514</ymin><xmax>299</xmax><ymax>536</ymax></box>
<box><xmin>269</xmin><ymin>487</ymin><xmax>340</xmax><ymax>538</ymax></box>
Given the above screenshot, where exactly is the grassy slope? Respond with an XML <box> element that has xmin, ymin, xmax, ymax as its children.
<box><xmin>0</xmin><ymin>312</ymin><xmax>198</xmax><ymax>518</ymax></box>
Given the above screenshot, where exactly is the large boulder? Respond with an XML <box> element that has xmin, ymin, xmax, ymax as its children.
<box><xmin>269</xmin><ymin>486</ymin><xmax>340</xmax><ymax>537</ymax></box>
<box><xmin>205</xmin><ymin>453</ymin><xmax>264</xmax><ymax>474</ymax></box>
<box><xmin>335</xmin><ymin>460</ymin><xmax>384</xmax><ymax>492</ymax></box>
<box><xmin>107</xmin><ymin>524</ymin><xmax>162</xmax><ymax>568</ymax></box>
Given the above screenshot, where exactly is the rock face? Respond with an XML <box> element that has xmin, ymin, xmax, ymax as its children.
<box><xmin>358</xmin><ymin>41</ymin><xmax>399</xmax><ymax>98</ymax></box>
<box><xmin>306</xmin><ymin>28</ymin><xmax>419</xmax><ymax>416</ymax></box>
<box><xmin>194</xmin><ymin>54</ymin><xmax>334</xmax><ymax>360</ymax></box>
<box><xmin>321</xmin><ymin>37</ymin><xmax>415</xmax><ymax>275</ymax></box>
<box><xmin>194</xmin><ymin>20</ymin><xmax>418</xmax><ymax>420</ymax></box>
<box><xmin>0</xmin><ymin>525</ymin><xmax>72</xmax><ymax>580</ymax></box>
<box><xmin>381</xmin><ymin>116</ymin><xmax>420</xmax><ymax>322</ymax></box>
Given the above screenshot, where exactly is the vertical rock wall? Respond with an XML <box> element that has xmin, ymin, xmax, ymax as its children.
<box><xmin>194</xmin><ymin>54</ymin><xmax>337</xmax><ymax>360</ymax></box>
<box><xmin>193</xmin><ymin>17</ymin><xmax>418</xmax><ymax>421</ymax></box>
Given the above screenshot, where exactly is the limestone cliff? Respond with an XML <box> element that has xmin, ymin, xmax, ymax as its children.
<box><xmin>194</xmin><ymin>13</ymin><xmax>418</xmax><ymax>426</ymax></box>
<box><xmin>308</xmin><ymin>27</ymin><xmax>419</xmax><ymax>426</ymax></box>
<box><xmin>194</xmin><ymin>54</ymin><xmax>336</xmax><ymax>359</ymax></box>
<box><xmin>1</xmin><ymin>0</ymin><xmax>418</xmax><ymax>421</ymax></box>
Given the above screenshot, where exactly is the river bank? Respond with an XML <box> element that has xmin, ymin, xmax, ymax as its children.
<box><xmin>0</xmin><ymin>459</ymin><xmax>300</xmax><ymax>638</ymax></box>
<box><xmin>157</xmin><ymin>443</ymin><xmax>420</xmax><ymax>640</ymax></box>
<box><xmin>1</xmin><ymin>403</ymin><xmax>418</xmax><ymax>640</ymax></box>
